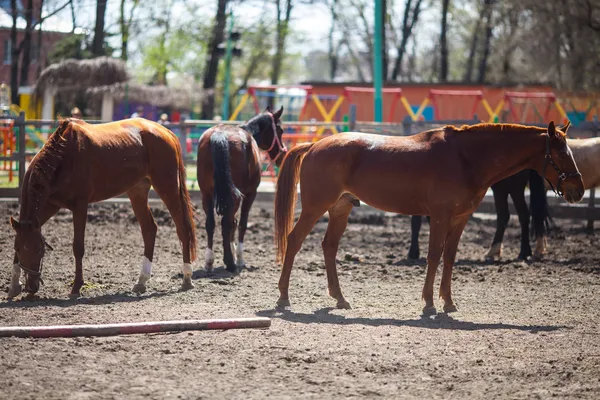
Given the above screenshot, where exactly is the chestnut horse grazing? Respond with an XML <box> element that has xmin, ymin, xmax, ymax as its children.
<box><xmin>8</xmin><ymin>118</ymin><xmax>197</xmax><ymax>298</ymax></box>
<box><xmin>274</xmin><ymin>122</ymin><xmax>584</xmax><ymax>315</ymax></box>
<box><xmin>197</xmin><ymin>106</ymin><xmax>286</xmax><ymax>273</ymax></box>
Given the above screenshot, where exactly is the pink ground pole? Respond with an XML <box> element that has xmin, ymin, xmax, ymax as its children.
<box><xmin>0</xmin><ymin>317</ymin><xmax>271</xmax><ymax>338</ymax></box>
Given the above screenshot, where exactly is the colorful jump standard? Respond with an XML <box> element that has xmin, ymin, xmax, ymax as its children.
<box><xmin>0</xmin><ymin>317</ymin><xmax>272</xmax><ymax>338</ymax></box>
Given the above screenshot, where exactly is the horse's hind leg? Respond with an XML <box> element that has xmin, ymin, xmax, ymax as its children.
<box><xmin>277</xmin><ymin>208</ymin><xmax>327</xmax><ymax>310</ymax></box>
<box><xmin>510</xmin><ymin>188</ymin><xmax>532</xmax><ymax>260</ymax></box>
<box><xmin>322</xmin><ymin>196</ymin><xmax>354</xmax><ymax>309</ymax></box>
<box><xmin>151</xmin><ymin>175</ymin><xmax>195</xmax><ymax>291</ymax></box>
<box><xmin>486</xmin><ymin>187</ymin><xmax>510</xmax><ymax>261</ymax></box>
<box><xmin>236</xmin><ymin>190</ymin><xmax>257</xmax><ymax>268</ymax></box>
<box><xmin>221</xmin><ymin>199</ymin><xmax>241</xmax><ymax>273</ymax></box>
<box><xmin>202</xmin><ymin>192</ymin><xmax>216</xmax><ymax>272</ymax></box>
<box><xmin>70</xmin><ymin>202</ymin><xmax>89</xmax><ymax>298</ymax></box>
<box><xmin>128</xmin><ymin>179</ymin><xmax>158</xmax><ymax>294</ymax></box>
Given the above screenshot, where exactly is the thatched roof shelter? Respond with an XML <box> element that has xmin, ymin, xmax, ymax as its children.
<box><xmin>33</xmin><ymin>57</ymin><xmax>130</xmax><ymax>99</ymax></box>
<box><xmin>85</xmin><ymin>82</ymin><xmax>203</xmax><ymax>110</ymax></box>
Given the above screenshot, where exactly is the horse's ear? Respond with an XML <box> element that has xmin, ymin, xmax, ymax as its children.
<box><xmin>273</xmin><ymin>106</ymin><xmax>284</xmax><ymax>120</ymax></box>
<box><xmin>10</xmin><ymin>217</ymin><xmax>19</xmax><ymax>231</ymax></box>
<box><xmin>265</xmin><ymin>105</ymin><xmax>272</xmax><ymax>113</ymax></box>
<box><xmin>562</xmin><ymin>120</ymin><xmax>571</xmax><ymax>134</ymax></box>
<box><xmin>547</xmin><ymin>121</ymin><xmax>557</xmax><ymax>138</ymax></box>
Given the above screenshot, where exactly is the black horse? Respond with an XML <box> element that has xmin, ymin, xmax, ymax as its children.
<box><xmin>408</xmin><ymin>169</ymin><xmax>551</xmax><ymax>261</ymax></box>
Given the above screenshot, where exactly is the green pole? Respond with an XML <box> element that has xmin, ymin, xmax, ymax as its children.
<box><xmin>222</xmin><ymin>11</ymin><xmax>235</xmax><ymax>120</ymax></box>
<box><xmin>373</xmin><ymin>0</ymin><xmax>383</xmax><ymax>123</ymax></box>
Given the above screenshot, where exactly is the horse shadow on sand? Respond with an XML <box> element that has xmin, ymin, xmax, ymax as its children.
<box><xmin>0</xmin><ymin>290</ymin><xmax>173</xmax><ymax>309</ymax></box>
<box><xmin>256</xmin><ymin>307</ymin><xmax>569</xmax><ymax>333</ymax></box>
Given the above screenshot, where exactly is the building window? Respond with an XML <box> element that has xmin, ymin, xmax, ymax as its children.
<box><xmin>3</xmin><ymin>40</ymin><xmax>11</xmax><ymax>65</ymax></box>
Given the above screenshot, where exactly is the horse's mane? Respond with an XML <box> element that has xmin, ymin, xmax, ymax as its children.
<box><xmin>450</xmin><ymin>122</ymin><xmax>565</xmax><ymax>138</ymax></box>
<box><xmin>20</xmin><ymin>119</ymin><xmax>72</xmax><ymax>219</ymax></box>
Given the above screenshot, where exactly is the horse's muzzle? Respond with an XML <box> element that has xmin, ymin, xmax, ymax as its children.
<box><xmin>564</xmin><ymin>188</ymin><xmax>584</xmax><ymax>204</ymax></box>
<box><xmin>24</xmin><ymin>275</ymin><xmax>40</xmax><ymax>294</ymax></box>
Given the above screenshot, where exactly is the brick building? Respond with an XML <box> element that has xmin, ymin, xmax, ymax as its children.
<box><xmin>0</xmin><ymin>27</ymin><xmax>72</xmax><ymax>87</ymax></box>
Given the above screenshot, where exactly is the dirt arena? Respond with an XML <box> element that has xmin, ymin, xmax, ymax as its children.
<box><xmin>1</xmin><ymin>199</ymin><xmax>599</xmax><ymax>399</ymax></box>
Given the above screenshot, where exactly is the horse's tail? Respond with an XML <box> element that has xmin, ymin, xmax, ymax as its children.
<box><xmin>274</xmin><ymin>142</ymin><xmax>314</xmax><ymax>264</ymax></box>
<box><xmin>529</xmin><ymin>169</ymin><xmax>552</xmax><ymax>239</ymax></box>
<box><xmin>176</xmin><ymin>138</ymin><xmax>197</xmax><ymax>262</ymax></box>
<box><xmin>210</xmin><ymin>134</ymin><xmax>243</xmax><ymax>216</ymax></box>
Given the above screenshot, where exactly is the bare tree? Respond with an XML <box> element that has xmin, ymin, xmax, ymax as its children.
<box><xmin>120</xmin><ymin>0</ymin><xmax>140</xmax><ymax>61</ymax></box>
<box><xmin>439</xmin><ymin>0</ymin><xmax>450</xmax><ymax>82</ymax></box>
<box><xmin>391</xmin><ymin>0</ymin><xmax>423</xmax><ymax>81</ymax></box>
<box><xmin>202</xmin><ymin>0</ymin><xmax>229</xmax><ymax>119</ymax></box>
<box><xmin>92</xmin><ymin>0</ymin><xmax>108</xmax><ymax>57</ymax></box>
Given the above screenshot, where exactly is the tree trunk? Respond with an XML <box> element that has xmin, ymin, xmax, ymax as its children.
<box><xmin>381</xmin><ymin>0</ymin><xmax>388</xmax><ymax>81</ymax></box>
<box><xmin>92</xmin><ymin>0</ymin><xmax>108</xmax><ymax>57</ymax></box>
<box><xmin>19</xmin><ymin>0</ymin><xmax>34</xmax><ymax>87</ymax></box>
<box><xmin>391</xmin><ymin>0</ymin><xmax>422</xmax><ymax>81</ymax></box>
<box><xmin>464</xmin><ymin>1</ymin><xmax>486</xmax><ymax>82</ymax></box>
<box><xmin>10</xmin><ymin>0</ymin><xmax>19</xmax><ymax>105</ymax></box>
<box><xmin>271</xmin><ymin>0</ymin><xmax>293</xmax><ymax>85</ymax></box>
<box><xmin>439</xmin><ymin>0</ymin><xmax>450</xmax><ymax>82</ymax></box>
<box><xmin>201</xmin><ymin>0</ymin><xmax>228</xmax><ymax>119</ymax></box>
<box><xmin>120</xmin><ymin>0</ymin><xmax>128</xmax><ymax>61</ymax></box>
<box><xmin>327</xmin><ymin>0</ymin><xmax>339</xmax><ymax>81</ymax></box>
<box><xmin>70</xmin><ymin>0</ymin><xmax>77</xmax><ymax>33</ymax></box>
<box><xmin>477</xmin><ymin>1</ymin><xmax>494</xmax><ymax>84</ymax></box>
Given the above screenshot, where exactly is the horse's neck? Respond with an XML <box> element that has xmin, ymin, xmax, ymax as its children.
<box><xmin>19</xmin><ymin>137</ymin><xmax>67</xmax><ymax>222</ymax></box>
<box><xmin>241</xmin><ymin>118</ymin><xmax>264</xmax><ymax>147</ymax></box>
<box><xmin>457</xmin><ymin>127</ymin><xmax>546</xmax><ymax>189</ymax></box>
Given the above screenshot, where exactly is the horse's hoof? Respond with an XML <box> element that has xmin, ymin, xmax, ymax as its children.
<box><xmin>7</xmin><ymin>284</ymin><xmax>22</xmax><ymax>298</ymax></box>
<box><xmin>336</xmin><ymin>299</ymin><xmax>352</xmax><ymax>310</ymax></box>
<box><xmin>443</xmin><ymin>304</ymin><xmax>458</xmax><ymax>313</ymax></box>
<box><xmin>407</xmin><ymin>250</ymin><xmax>420</xmax><ymax>260</ymax></box>
<box><xmin>68</xmin><ymin>292</ymin><xmax>81</xmax><ymax>299</ymax></box>
<box><xmin>132</xmin><ymin>283</ymin><xmax>147</xmax><ymax>295</ymax></box>
<box><xmin>422</xmin><ymin>305</ymin><xmax>437</xmax><ymax>316</ymax></box>
<box><xmin>225</xmin><ymin>264</ymin><xmax>238</xmax><ymax>273</ymax></box>
<box><xmin>180</xmin><ymin>278</ymin><xmax>194</xmax><ymax>291</ymax></box>
<box><xmin>204</xmin><ymin>264</ymin><xmax>213</xmax><ymax>273</ymax></box>
<box><xmin>276</xmin><ymin>298</ymin><xmax>291</xmax><ymax>311</ymax></box>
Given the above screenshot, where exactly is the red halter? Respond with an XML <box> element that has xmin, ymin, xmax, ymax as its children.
<box><xmin>265</xmin><ymin>112</ymin><xmax>287</xmax><ymax>163</ymax></box>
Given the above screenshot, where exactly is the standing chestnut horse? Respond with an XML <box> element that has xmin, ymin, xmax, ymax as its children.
<box><xmin>197</xmin><ymin>106</ymin><xmax>286</xmax><ymax>273</ymax></box>
<box><xmin>274</xmin><ymin>122</ymin><xmax>584</xmax><ymax>315</ymax></box>
<box><xmin>8</xmin><ymin>118</ymin><xmax>197</xmax><ymax>298</ymax></box>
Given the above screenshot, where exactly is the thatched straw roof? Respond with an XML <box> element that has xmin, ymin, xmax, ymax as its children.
<box><xmin>33</xmin><ymin>57</ymin><xmax>130</xmax><ymax>98</ymax></box>
<box><xmin>85</xmin><ymin>82</ymin><xmax>203</xmax><ymax>109</ymax></box>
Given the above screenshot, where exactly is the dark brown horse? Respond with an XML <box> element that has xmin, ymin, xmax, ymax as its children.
<box><xmin>8</xmin><ymin>118</ymin><xmax>197</xmax><ymax>298</ymax></box>
<box><xmin>274</xmin><ymin>122</ymin><xmax>583</xmax><ymax>315</ymax></box>
<box><xmin>197</xmin><ymin>106</ymin><xmax>286</xmax><ymax>273</ymax></box>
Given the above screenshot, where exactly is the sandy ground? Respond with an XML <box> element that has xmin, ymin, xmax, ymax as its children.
<box><xmin>0</xmin><ymin>200</ymin><xmax>599</xmax><ymax>400</ymax></box>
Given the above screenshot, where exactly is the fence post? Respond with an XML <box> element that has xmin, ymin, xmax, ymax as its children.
<box><xmin>179</xmin><ymin>118</ymin><xmax>187</xmax><ymax>163</ymax></box>
<box><xmin>587</xmin><ymin>115</ymin><xmax>598</xmax><ymax>231</ymax></box>
<box><xmin>16</xmin><ymin>112</ymin><xmax>25</xmax><ymax>197</ymax></box>
<box><xmin>349</xmin><ymin>104</ymin><xmax>356</xmax><ymax>131</ymax></box>
<box><xmin>402</xmin><ymin>116</ymin><xmax>412</xmax><ymax>136</ymax></box>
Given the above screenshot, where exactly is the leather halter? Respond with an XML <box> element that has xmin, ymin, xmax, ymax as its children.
<box><xmin>542</xmin><ymin>134</ymin><xmax>581</xmax><ymax>197</ymax></box>
<box><xmin>265</xmin><ymin>112</ymin><xmax>287</xmax><ymax>163</ymax></box>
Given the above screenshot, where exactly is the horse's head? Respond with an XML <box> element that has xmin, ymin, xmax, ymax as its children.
<box><xmin>543</xmin><ymin>121</ymin><xmax>584</xmax><ymax>204</ymax></box>
<box><xmin>10</xmin><ymin>217</ymin><xmax>53</xmax><ymax>294</ymax></box>
<box><xmin>262</xmin><ymin>105</ymin><xmax>287</xmax><ymax>167</ymax></box>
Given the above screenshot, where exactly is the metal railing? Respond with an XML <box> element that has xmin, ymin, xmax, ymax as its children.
<box><xmin>1</xmin><ymin>111</ymin><xmax>599</xmax><ymax>225</ymax></box>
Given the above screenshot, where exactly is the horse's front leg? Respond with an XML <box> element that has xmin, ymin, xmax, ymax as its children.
<box><xmin>7</xmin><ymin>253</ymin><xmax>22</xmax><ymax>298</ymax></box>
<box><xmin>439</xmin><ymin>215</ymin><xmax>470</xmax><ymax>313</ymax></box>
<box><xmin>70</xmin><ymin>203</ymin><xmax>88</xmax><ymax>298</ymax></box>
